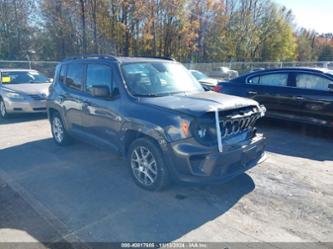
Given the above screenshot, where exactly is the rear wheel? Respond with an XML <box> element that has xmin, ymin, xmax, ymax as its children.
<box><xmin>51</xmin><ymin>112</ymin><xmax>72</xmax><ymax>145</ymax></box>
<box><xmin>127</xmin><ymin>138</ymin><xmax>170</xmax><ymax>191</ymax></box>
<box><xmin>0</xmin><ymin>99</ymin><xmax>8</xmax><ymax>119</ymax></box>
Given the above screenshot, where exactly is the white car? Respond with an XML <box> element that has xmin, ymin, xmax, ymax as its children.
<box><xmin>189</xmin><ymin>70</ymin><xmax>219</xmax><ymax>90</ymax></box>
<box><xmin>0</xmin><ymin>69</ymin><xmax>51</xmax><ymax>118</ymax></box>
<box><xmin>208</xmin><ymin>66</ymin><xmax>239</xmax><ymax>80</ymax></box>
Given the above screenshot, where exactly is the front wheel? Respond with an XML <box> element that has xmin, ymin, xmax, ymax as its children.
<box><xmin>127</xmin><ymin>138</ymin><xmax>170</xmax><ymax>191</ymax></box>
<box><xmin>51</xmin><ymin>112</ymin><xmax>72</xmax><ymax>146</ymax></box>
<box><xmin>0</xmin><ymin>99</ymin><xmax>8</xmax><ymax>119</ymax></box>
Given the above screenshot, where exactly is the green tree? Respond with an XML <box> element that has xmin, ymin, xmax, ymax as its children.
<box><xmin>318</xmin><ymin>44</ymin><xmax>333</xmax><ymax>61</ymax></box>
<box><xmin>0</xmin><ymin>0</ymin><xmax>35</xmax><ymax>59</ymax></box>
<box><xmin>3</xmin><ymin>0</ymin><xmax>325</xmax><ymax>63</ymax></box>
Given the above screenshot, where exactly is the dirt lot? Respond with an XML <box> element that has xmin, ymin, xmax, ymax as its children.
<box><xmin>0</xmin><ymin>114</ymin><xmax>332</xmax><ymax>246</ymax></box>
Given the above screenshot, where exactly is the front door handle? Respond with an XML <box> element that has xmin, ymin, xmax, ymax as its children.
<box><xmin>294</xmin><ymin>96</ymin><xmax>304</xmax><ymax>100</ymax></box>
<box><xmin>248</xmin><ymin>91</ymin><xmax>257</xmax><ymax>95</ymax></box>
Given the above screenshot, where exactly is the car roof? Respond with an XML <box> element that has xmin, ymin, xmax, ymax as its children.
<box><xmin>247</xmin><ymin>67</ymin><xmax>332</xmax><ymax>74</ymax></box>
<box><xmin>229</xmin><ymin>66</ymin><xmax>333</xmax><ymax>82</ymax></box>
<box><xmin>62</xmin><ymin>55</ymin><xmax>176</xmax><ymax>64</ymax></box>
<box><xmin>116</xmin><ymin>56</ymin><xmax>176</xmax><ymax>63</ymax></box>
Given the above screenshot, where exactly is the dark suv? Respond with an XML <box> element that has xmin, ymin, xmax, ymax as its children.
<box><xmin>47</xmin><ymin>55</ymin><xmax>266</xmax><ymax>190</ymax></box>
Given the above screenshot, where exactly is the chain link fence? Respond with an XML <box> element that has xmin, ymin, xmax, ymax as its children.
<box><xmin>0</xmin><ymin>60</ymin><xmax>58</xmax><ymax>78</ymax></box>
<box><xmin>184</xmin><ymin>61</ymin><xmax>333</xmax><ymax>79</ymax></box>
<box><xmin>1</xmin><ymin>60</ymin><xmax>333</xmax><ymax>79</ymax></box>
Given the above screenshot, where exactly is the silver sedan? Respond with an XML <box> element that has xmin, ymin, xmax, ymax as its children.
<box><xmin>0</xmin><ymin>69</ymin><xmax>51</xmax><ymax>118</ymax></box>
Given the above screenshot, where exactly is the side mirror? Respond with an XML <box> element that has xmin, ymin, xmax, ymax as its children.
<box><xmin>89</xmin><ymin>85</ymin><xmax>110</xmax><ymax>98</ymax></box>
<box><xmin>328</xmin><ymin>83</ymin><xmax>333</xmax><ymax>92</ymax></box>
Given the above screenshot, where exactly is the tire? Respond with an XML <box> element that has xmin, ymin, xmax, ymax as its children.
<box><xmin>51</xmin><ymin>112</ymin><xmax>72</xmax><ymax>146</ymax></box>
<box><xmin>0</xmin><ymin>99</ymin><xmax>8</xmax><ymax>119</ymax></box>
<box><xmin>127</xmin><ymin>138</ymin><xmax>170</xmax><ymax>191</ymax></box>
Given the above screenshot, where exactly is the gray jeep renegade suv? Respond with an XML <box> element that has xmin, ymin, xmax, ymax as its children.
<box><xmin>47</xmin><ymin>55</ymin><xmax>266</xmax><ymax>191</ymax></box>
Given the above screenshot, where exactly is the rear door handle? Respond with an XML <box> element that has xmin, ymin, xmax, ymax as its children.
<box><xmin>82</xmin><ymin>98</ymin><xmax>92</xmax><ymax>106</ymax></box>
<box><xmin>294</xmin><ymin>96</ymin><xmax>304</xmax><ymax>100</ymax></box>
<box><xmin>248</xmin><ymin>91</ymin><xmax>257</xmax><ymax>95</ymax></box>
<box><xmin>81</xmin><ymin>100</ymin><xmax>91</xmax><ymax>114</ymax></box>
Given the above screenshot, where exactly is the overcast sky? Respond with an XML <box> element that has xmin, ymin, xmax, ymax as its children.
<box><xmin>275</xmin><ymin>0</ymin><xmax>333</xmax><ymax>33</ymax></box>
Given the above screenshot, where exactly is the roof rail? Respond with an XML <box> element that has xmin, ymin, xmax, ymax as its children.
<box><xmin>63</xmin><ymin>54</ymin><xmax>118</xmax><ymax>61</ymax></box>
<box><xmin>138</xmin><ymin>56</ymin><xmax>176</xmax><ymax>61</ymax></box>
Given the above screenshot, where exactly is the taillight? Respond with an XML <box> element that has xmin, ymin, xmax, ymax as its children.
<box><xmin>213</xmin><ymin>85</ymin><xmax>222</xmax><ymax>92</ymax></box>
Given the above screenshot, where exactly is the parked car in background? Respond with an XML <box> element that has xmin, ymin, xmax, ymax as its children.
<box><xmin>213</xmin><ymin>67</ymin><xmax>333</xmax><ymax>128</ymax></box>
<box><xmin>208</xmin><ymin>66</ymin><xmax>239</xmax><ymax>80</ymax></box>
<box><xmin>47</xmin><ymin>55</ymin><xmax>266</xmax><ymax>191</ymax></box>
<box><xmin>0</xmin><ymin>69</ymin><xmax>51</xmax><ymax>119</ymax></box>
<box><xmin>189</xmin><ymin>69</ymin><xmax>219</xmax><ymax>90</ymax></box>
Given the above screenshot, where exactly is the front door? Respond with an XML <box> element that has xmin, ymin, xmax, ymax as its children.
<box><xmin>81</xmin><ymin>63</ymin><xmax>123</xmax><ymax>151</ymax></box>
<box><xmin>290</xmin><ymin>72</ymin><xmax>333</xmax><ymax>125</ymax></box>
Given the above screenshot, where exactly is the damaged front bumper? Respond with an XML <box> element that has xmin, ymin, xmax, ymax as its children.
<box><xmin>166</xmin><ymin>133</ymin><xmax>266</xmax><ymax>184</ymax></box>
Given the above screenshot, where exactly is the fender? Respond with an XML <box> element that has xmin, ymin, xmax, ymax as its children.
<box><xmin>119</xmin><ymin>118</ymin><xmax>170</xmax><ymax>154</ymax></box>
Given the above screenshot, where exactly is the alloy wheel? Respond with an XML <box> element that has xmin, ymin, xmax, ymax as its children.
<box><xmin>130</xmin><ymin>146</ymin><xmax>158</xmax><ymax>186</ymax></box>
<box><xmin>52</xmin><ymin>116</ymin><xmax>64</xmax><ymax>143</ymax></box>
<box><xmin>0</xmin><ymin>101</ymin><xmax>6</xmax><ymax>118</ymax></box>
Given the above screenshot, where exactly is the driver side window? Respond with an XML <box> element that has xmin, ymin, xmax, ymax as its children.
<box><xmin>86</xmin><ymin>64</ymin><xmax>113</xmax><ymax>95</ymax></box>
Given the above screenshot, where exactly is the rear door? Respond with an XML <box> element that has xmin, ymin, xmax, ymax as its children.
<box><xmin>246</xmin><ymin>72</ymin><xmax>289</xmax><ymax>111</ymax></box>
<box><xmin>62</xmin><ymin>63</ymin><xmax>86</xmax><ymax>131</ymax></box>
<box><xmin>291</xmin><ymin>72</ymin><xmax>333</xmax><ymax>125</ymax></box>
<box><xmin>221</xmin><ymin>72</ymin><xmax>291</xmax><ymax>113</ymax></box>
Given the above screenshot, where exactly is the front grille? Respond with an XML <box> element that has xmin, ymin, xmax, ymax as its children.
<box><xmin>219</xmin><ymin>107</ymin><xmax>261</xmax><ymax>138</ymax></box>
<box><xmin>29</xmin><ymin>94</ymin><xmax>46</xmax><ymax>100</ymax></box>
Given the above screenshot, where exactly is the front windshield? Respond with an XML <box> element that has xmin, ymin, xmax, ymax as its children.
<box><xmin>1</xmin><ymin>71</ymin><xmax>50</xmax><ymax>84</ymax></box>
<box><xmin>191</xmin><ymin>70</ymin><xmax>209</xmax><ymax>80</ymax></box>
<box><xmin>122</xmin><ymin>62</ymin><xmax>204</xmax><ymax>97</ymax></box>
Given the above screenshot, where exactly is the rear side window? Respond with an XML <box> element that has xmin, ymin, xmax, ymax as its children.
<box><xmin>86</xmin><ymin>64</ymin><xmax>112</xmax><ymax>93</ymax></box>
<box><xmin>248</xmin><ymin>73</ymin><xmax>288</xmax><ymax>87</ymax></box>
<box><xmin>296</xmin><ymin>74</ymin><xmax>333</xmax><ymax>91</ymax></box>
<box><xmin>65</xmin><ymin>64</ymin><xmax>84</xmax><ymax>91</ymax></box>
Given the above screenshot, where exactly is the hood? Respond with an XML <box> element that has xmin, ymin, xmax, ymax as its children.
<box><xmin>199</xmin><ymin>78</ymin><xmax>219</xmax><ymax>86</ymax></box>
<box><xmin>2</xmin><ymin>83</ymin><xmax>51</xmax><ymax>96</ymax></box>
<box><xmin>141</xmin><ymin>91</ymin><xmax>259</xmax><ymax>117</ymax></box>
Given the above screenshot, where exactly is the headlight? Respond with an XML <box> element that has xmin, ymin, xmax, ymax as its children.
<box><xmin>6</xmin><ymin>92</ymin><xmax>25</xmax><ymax>100</ymax></box>
<box><xmin>259</xmin><ymin>104</ymin><xmax>266</xmax><ymax>117</ymax></box>
<box><xmin>165</xmin><ymin>120</ymin><xmax>191</xmax><ymax>141</ymax></box>
<box><xmin>191</xmin><ymin>120</ymin><xmax>217</xmax><ymax>146</ymax></box>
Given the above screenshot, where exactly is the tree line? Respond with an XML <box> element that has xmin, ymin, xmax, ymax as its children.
<box><xmin>0</xmin><ymin>0</ymin><xmax>332</xmax><ymax>62</ymax></box>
